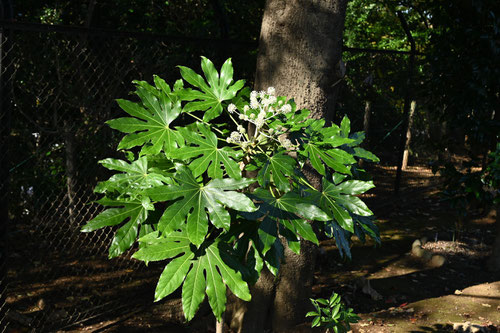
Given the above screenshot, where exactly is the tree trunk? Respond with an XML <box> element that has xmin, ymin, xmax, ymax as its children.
<box><xmin>233</xmin><ymin>1</ymin><xmax>348</xmax><ymax>332</ymax></box>
<box><xmin>271</xmin><ymin>240</ymin><xmax>318</xmax><ymax>332</ymax></box>
<box><xmin>359</xmin><ymin>100</ymin><xmax>371</xmax><ymax>168</ymax></box>
<box><xmin>363</xmin><ymin>100</ymin><xmax>371</xmax><ymax>141</ymax></box>
<box><xmin>394</xmin><ymin>11</ymin><xmax>415</xmax><ymax>193</ymax></box>
<box><xmin>64</xmin><ymin>120</ymin><xmax>76</xmax><ymax>225</ymax></box>
<box><xmin>402</xmin><ymin>100</ymin><xmax>416</xmax><ymax>170</ymax></box>
<box><xmin>229</xmin><ymin>268</ymin><xmax>275</xmax><ymax>333</ymax></box>
<box><xmin>254</xmin><ymin>0</ymin><xmax>348</xmax><ymax>122</ymax></box>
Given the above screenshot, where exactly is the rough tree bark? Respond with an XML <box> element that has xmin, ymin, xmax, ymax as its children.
<box><xmin>358</xmin><ymin>100</ymin><xmax>371</xmax><ymax>169</ymax></box>
<box><xmin>231</xmin><ymin>1</ymin><xmax>349</xmax><ymax>332</ymax></box>
<box><xmin>402</xmin><ymin>100</ymin><xmax>416</xmax><ymax>170</ymax></box>
<box><xmin>363</xmin><ymin>101</ymin><xmax>371</xmax><ymax>141</ymax></box>
<box><xmin>64</xmin><ymin>120</ymin><xmax>76</xmax><ymax>225</ymax></box>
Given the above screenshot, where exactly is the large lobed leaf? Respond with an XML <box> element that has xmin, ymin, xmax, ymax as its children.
<box><xmin>302</xmin><ymin>142</ymin><xmax>355</xmax><ymax>176</ymax></box>
<box><xmin>178</xmin><ymin>57</ymin><xmax>245</xmax><ymax>121</ymax></box>
<box><xmin>107</xmin><ymin>81</ymin><xmax>183</xmax><ymax>156</ymax></box>
<box><xmin>171</xmin><ymin>122</ymin><xmax>242</xmax><ymax>179</ymax></box>
<box><xmin>309</xmin><ymin>178</ymin><xmax>374</xmax><ymax>233</ymax></box>
<box><xmin>146</xmin><ymin>166</ymin><xmax>256</xmax><ymax>246</ymax></box>
<box><xmin>94</xmin><ymin>157</ymin><xmax>170</xmax><ymax>196</ymax></box>
<box><xmin>243</xmin><ymin>188</ymin><xmax>328</xmax><ymax>256</ymax></box>
<box><xmin>133</xmin><ymin>232</ymin><xmax>251</xmax><ymax>322</ymax></box>
<box><xmin>308</xmin><ymin>177</ymin><xmax>377</xmax><ymax>257</ymax></box>
<box><xmin>256</xmin><ymin>152</ymin><xmax>296</xmax><ymax>192</ymax></box>
<box><xmin>81</xmin><ymin>198</ymin><xmax>151</xmax><ymax>258</ymax></box>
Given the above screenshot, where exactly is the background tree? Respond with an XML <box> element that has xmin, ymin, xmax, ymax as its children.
<box><xmin>426</xmin><ymin>0</ymin><xmax>499</xmax><ymax>255</ymax></box>
<box><xmin>341</xmin><ymin>0</ymin><xmax>431</xmax><ymax>163</ymax></box>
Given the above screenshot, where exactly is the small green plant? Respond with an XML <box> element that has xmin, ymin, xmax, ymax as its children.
<box><xmin>81</xmin><ymin>57</ymin><xmax>379</xmax><ymax>324</ymax></box>
<box><xmin>433</xmin><ymin>143</ymin><xmax>499</xmax><ymax>239</ymax></box>
<box><xmin>483</xmin><ymin>143</ymin><xmax>500</xmax><ymax>198</ymax></box>
<box><xmin>307</xmin><ymin>292</ymin><xmax>359</xmax><ymax>333</ymax></box>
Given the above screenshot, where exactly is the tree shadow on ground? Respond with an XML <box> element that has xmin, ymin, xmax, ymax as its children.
<box><xmin>408</xmin><ymin>323</ymin><xmax>453</xmax><ymax>332</ymax></box>
<box><xmin>319</xmin><ymin>231</ymin><xmax>496</xmax><ymax>315</ymax></box>
<box><xmin>369</xmin><ymin>263</ymin><xmax>497</xmax><ymax>303</ymax></box>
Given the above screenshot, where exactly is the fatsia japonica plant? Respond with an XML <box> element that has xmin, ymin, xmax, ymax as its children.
<box><xmin>81</xmin><ymin>57</ymin><xmax>380</xmax><ymax>323</ymax></box>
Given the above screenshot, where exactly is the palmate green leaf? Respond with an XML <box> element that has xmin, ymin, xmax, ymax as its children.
<box><xmin>248</xmin><ymin>188</ymin><xmax>326</xmax><ymax>245</ymax></box>
<box><xmin>182</xmin><ymin>259</ymin><xmax>206</xmax><ymax>321</ymax></box>
<box><xmin>257</xmin><ymin>216</ymin><xmax>278</xmax><ymax>255</ymax></box>
<box><xmin>347</xmin><ymin>131</ymin><xmax>365</xmax><ymax>146</ymax></box>
<box><xmin>319</xmin><ymin>137</ymin><xmax>356</xmax><ymax>147</ymax></box>
<box><xmin>312</xmin><ymin>316</ymin><xmax>321</xmax><ymax>327</ymax></box>
<box><xmin>153</xmin><ymin>75</ymin><xmax>185</xmax><ymax>104</ymax></box>
<box><xmin>181</xmin><ymin>242</ymin><xmax>253</xmax><ymax>321</ymax></box>
<box><xmin>228</xmin><ymin>219</ymin><xmax>277</xmax><ymax>280</ymax></box>
<box><xmin>302</xmin><ymin>143</ymin><xmax>354</xmax><ymax>176</ymax></box>
<box><xmin>94</xmin><ymin>157</ymin><xmax>170</xmax><ymax>195</ymax></box>
<box><xmin>257</xmin><ymin>152</ymin><xmax>296</xmax><ymax>192</ymax></box>
<box><xmin>335</xmin><ymin>180</ymin><xmax>375</xmax><ymax>195</ymax></box>
<box><xmin>353</xmin><ymin>147</ymin><xmax>380</xmax><ymax>162</ymax></box>
<box><xmin>280</xmin><ymin>219</ymin><xmax>300</xmax><ymax>254</ymax></box>
<box><xmin>155</xmin><ymin>252</ymin><xmax>194</xmax><ymax>301</ymax></box>
<box><xmin>318</xmin><ymin>123</ymin><xmax>356</xmax><ymax>147</ymax></box>
<box><xmin>107</xmin><ymin>84</ymin><xmax>183</xmax><ymax>155</ymax></box>
<box><xmin>133</xmin><ymin>230</ymin><xmax>191</xmax><ymax>262</ymax></box>
<box><xmin>171</xmin><ymin>122</ymin><xmax>242</xmax><ymax>179</ymax></box>
<box><xmin>264</xmin><ymin>238</ymin><xmax>284</xmax><ymax>276</ymax></box>
<box><xmin>325</xmin><ymin>221</ymin><xmax>352</xmax><ymax>259</ymax></box>
<box><xmin>146</xmin><ymin>166</ymin><xmax>256</xmax><ymax>246</ymax></box>
<box><xmin>270</xmin><ymin>108</ymin><xmax>315</xmax><ymax>132</ymax></box>
<box><xmin>310</xmin><ymin>177</ymin><xmax>374</xmax><ymax>233</ymax></box>
<box><xmin>81</xmin><ymin>198</ymin><xmax>149</xmax><ymax>258</ymax></box>
<box><xmin>271</xmin><ymin>191</ymin><xmax>329</xmax><ymax>222</ymax></box>
<box><xmin>245</xmin><ymin>244</ymin><xmax>264</xmax><ymax>284</ymax></box>
<box><xmin>178</xmin><ymin>57</ymin><xmax>245</xmax><ymax>121</ymax></box>
<box><xmin>340</xmin><ymin>115</ymin><xmax>351</xmax><ymax>138</ymax></box>
<box><xmin>310</xmin><ymin>179</ymin><xmax>354</xmax><ymax>233</ymax></box>
<box><xmin>336</xmin><ymin>195</ymin><xmax>373</xmax><ymax>216</ymax></box>
<box><xmin>355</xmin><ymin>215</ymin><xmax>380</xmax><ymax>244</ymax></box>
<box><xmin>134</xmin><ymin>231</ymin><xmax>250</xmax><ymax>322</ymax></box>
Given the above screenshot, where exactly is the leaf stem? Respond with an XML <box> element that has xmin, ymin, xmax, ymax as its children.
<box><xmin>299</xmin><ymin>177</ymin><xmax>317</xmax><ymax>191</ymax></box>
<box><xmin>228</xmin><ymin>113</ymin><xmax>240</xmax><ymax>128</ymax></box>
<box><xmin>185</xmin><ymin>112</ymin><xmax>224</xmax><ymax>135</ymax></box>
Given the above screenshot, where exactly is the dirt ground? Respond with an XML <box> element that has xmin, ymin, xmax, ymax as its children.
<box><xmin>46</xmin><ymin>164</ymin><xmax>500</xmax><ymax>332</ymax></box>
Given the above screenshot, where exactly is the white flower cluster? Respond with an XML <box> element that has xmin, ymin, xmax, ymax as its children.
<box><xmin>225</xmin><ymin>87</ymin><xmax>296</xmax><ymax>151</ymax></box>
<box><xmin>279</xmin><ymin>137</ymin><xmax>294</xmax><ymax>150</ymax></box>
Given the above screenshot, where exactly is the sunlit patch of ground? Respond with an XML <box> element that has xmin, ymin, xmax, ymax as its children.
<box><xmin>352</xmin><ymin>282</ymin><xmax>500</xmax><ymax>333</ymax></box>
<box><xmin>314</xmin><ymin>164</ymin><xmax>499</xmax><ymax>333</ymax></box>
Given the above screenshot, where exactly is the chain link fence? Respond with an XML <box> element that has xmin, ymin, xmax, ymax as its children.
<box><xmin>0</xmin><ymin>22</ymin><xmax>256</xmax><ymax>332</ymax></box>
<box><xmin>0</xmin><ymin>19</ymin><xmax>429</xmax><ymax>332</ymax></box>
